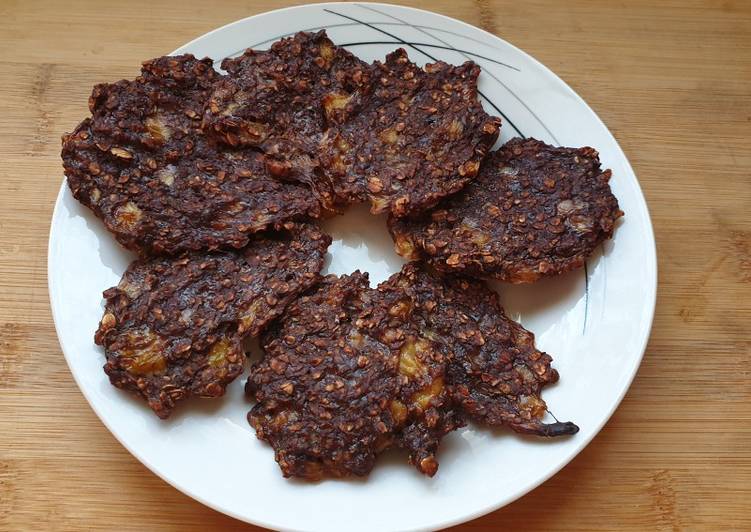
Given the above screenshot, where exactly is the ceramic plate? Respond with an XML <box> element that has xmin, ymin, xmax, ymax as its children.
<box><xmin>48</xmin><ymin>3</ymin><xmax>657</xmax><ymax>531</ymax></box>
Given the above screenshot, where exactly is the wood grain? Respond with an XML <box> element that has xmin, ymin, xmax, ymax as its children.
<box><xmin>1</xmin><ymin>0</ymin><xmax>749</xmax><ymax>530</ymax></box>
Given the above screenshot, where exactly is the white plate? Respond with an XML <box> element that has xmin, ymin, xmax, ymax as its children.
<box><xmin>48</xmin><ymin>3</ymin><xmax>657</xmax><ymax>531</ymax></box>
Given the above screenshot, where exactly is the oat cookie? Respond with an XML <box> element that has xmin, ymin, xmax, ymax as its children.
<box><xmin>203</xmin><ymin>31</ymin><xmax>371</xmax><ymax>208</ymax></box>
<box><xmin>247</xmin><ymin>273</ymin><xmax>400</xmax><ymax>479</ymax></box>
<box><xmin>389</xmin><ymin>138</ymin><xmax>622</xmax><ymax>282</ymax></box>
<box><xmin>321</xmin><ymin>49</ymin><xmax>500</xmax><ymax>216</ymax></box>
<box><xmin>62</xmin><ymin>54</ymin><xmax>319</xmax><ymax>256</ymax></box>
<box><xmin>96</xmin><ymin>224</ymin><xmax>330</xmax><ymax>418</ymax></box>
<box><xmin>375</xmin><ymin>263</ymin><xmax>578</xmax><ymax>437</ymax></box>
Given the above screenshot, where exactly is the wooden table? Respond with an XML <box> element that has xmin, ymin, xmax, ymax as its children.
<box><xmin>1</xmin><ymin>0</ymin><xmax>749</xmax><ymax>529</ymax></box>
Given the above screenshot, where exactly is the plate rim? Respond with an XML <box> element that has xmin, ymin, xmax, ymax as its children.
<box><xmin>48</xmin><ymin>3</ymin><xmax>658</xmax><ymax>530</ymax></box>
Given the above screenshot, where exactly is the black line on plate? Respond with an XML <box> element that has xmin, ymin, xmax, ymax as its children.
<box><xmin>412</xmin><ymin>23</ymin><xmax>506</xmax><ymax>50</ymax></box>
<box><xmin>219</xmin><ymin>38</ymin><xmax>517</xmax><ymax>78</ymax></box>
<box><xmin>223</xmin><ymin>21</ymin><xmax>510</xmax><ymax>62</ymax></box>
<box><xmin>323</xmin><ymin>7</ymin><xmax>523</xmax><ymax>137</ymax></box>
<box><xmin>245</xmin><ymin>22</ymin><xmax>355</xmax><ymax>50</ymax></box>
<box><xmin>339</xmin><ymin>41</ymin><xmax>519</xmax><ymax>70</ymax></box>
<box><xmin>583</xmin><ymin>261</ymin><xmax>590</xmax><ymax>335</ymax></box>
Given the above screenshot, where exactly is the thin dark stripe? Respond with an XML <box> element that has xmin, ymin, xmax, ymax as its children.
<box><xmin>339</xmin><ymin>41</ymin><xmax>519</xmax><ymax>70</ymax></box>
<box><xmin>323</xmin><ymin>8</ymin><xmax>523</xmax><ymax>138</ymax></box>
<box><xmin>414</xmin><ymin>23</ymin><xmax>505</xmax><ymax>50</ymax></box>
<box><xmin>583</xmin><ymin>262</ymin><xmax>589</xmax><ymax>334</ymax></box>
<box><xmin>241</xmin><ymin>22</ymin><xmax>358</xmax><ymax>51</ymax></box>
<box><xmin>225</xmin><ymin>21</ymin><xmax>510</xmax><ymax>59</ymax></box>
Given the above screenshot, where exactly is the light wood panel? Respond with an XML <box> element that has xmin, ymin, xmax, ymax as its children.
<box><xmin>1</xmin><ymin>1</ymin><xmax>749</xmax><ymax>530</ymax></box>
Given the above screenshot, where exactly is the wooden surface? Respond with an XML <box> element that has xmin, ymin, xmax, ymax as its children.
<box><xmin>1</xmin><ymin>0</ymin><xmax>749</xmax><ymax>530</ymax></box>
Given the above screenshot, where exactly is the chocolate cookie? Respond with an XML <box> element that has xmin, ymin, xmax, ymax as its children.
<box><xmin>389</xmin><ymin>138</ymin><xmax>622</xmax><ymax>282</ymax></box>
<box><xmin>96</xmin><ymin>224</ymin><xmax>330</xmax><ymax>418</ymax></box>
<box><xmin>62</xmin><ymin>54</ymin><xmax>319</xmax><ymax>256</ymax></box>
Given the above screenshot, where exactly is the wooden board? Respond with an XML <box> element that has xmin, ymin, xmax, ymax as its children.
<box><xmin>1</xmin><ymin>0</ymin><xmax>749</xmax><ymax>530</ymax></box>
